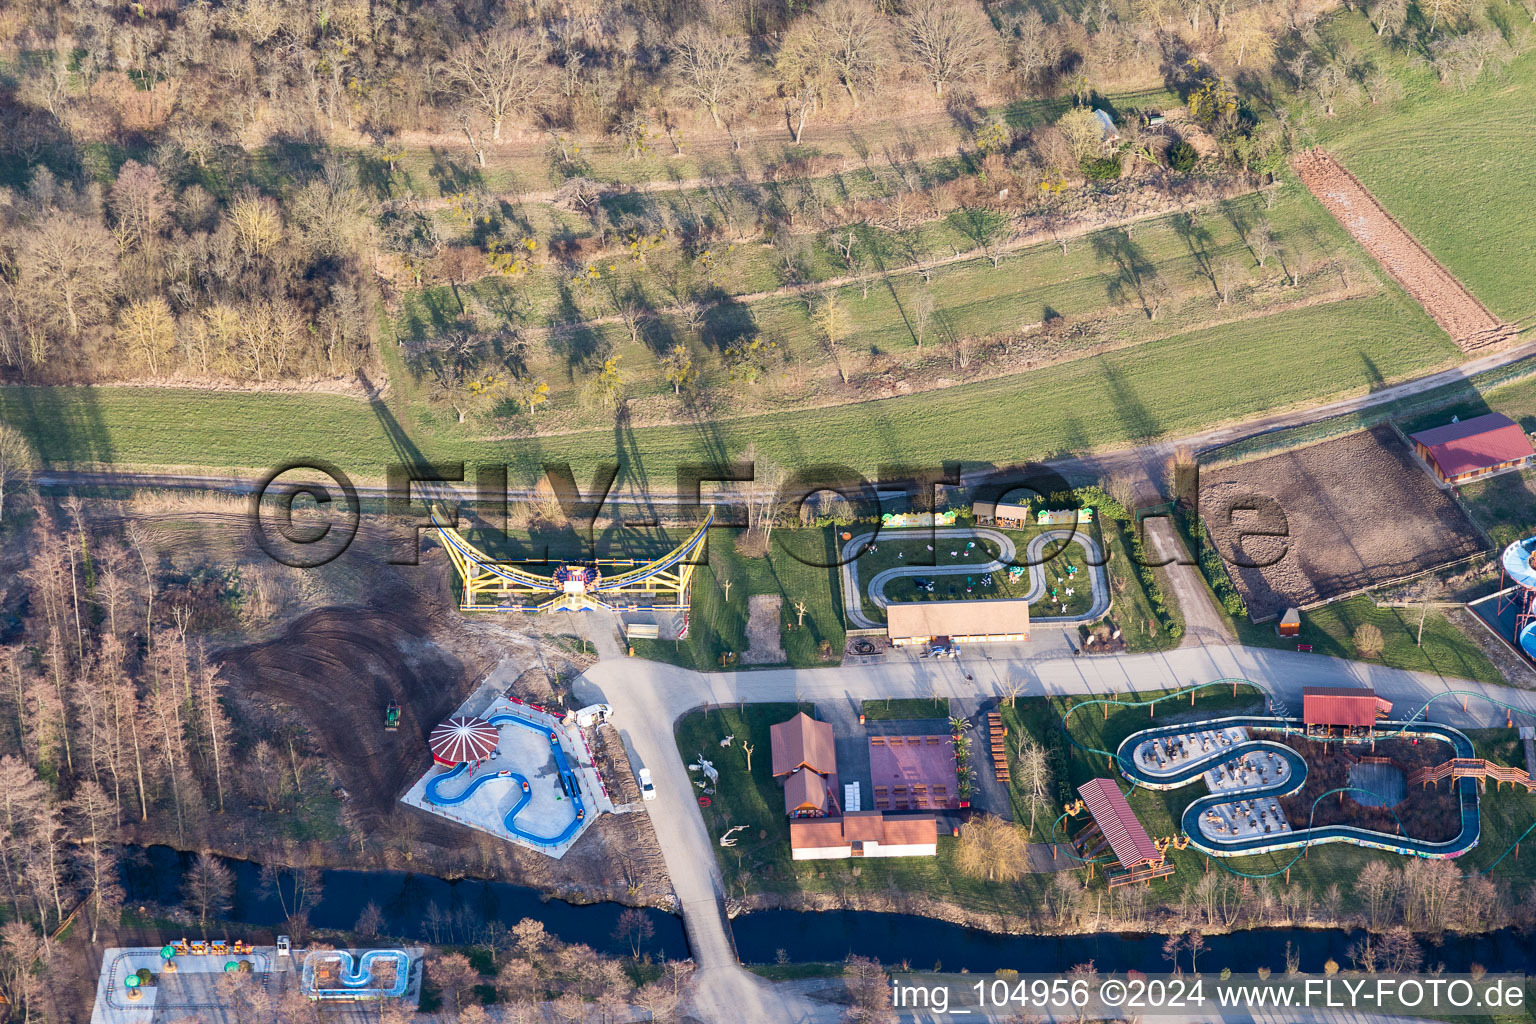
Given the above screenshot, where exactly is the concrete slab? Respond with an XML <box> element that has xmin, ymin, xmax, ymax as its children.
<box><xmin>401</xmin><ymin>690</ymin><xmax>608</xmax><ymax>859</ymax></box>
<box><xmin>90</xmin><ymin>948</ymin><xmax>424</xmax><ymax>1024</ymax></box>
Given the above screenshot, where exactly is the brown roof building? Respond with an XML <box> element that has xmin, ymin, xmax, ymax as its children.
<box><xmin>972</xmin><ymin>500</ymin><xmax>1031</xmax><ymax>527</ymax></box>
<box><xmin>886</xmin><ymin>599</ymin><xmax>1030</xmax><ymax>647</ymax></box>
<box><xmin>1409</xmin><ymin>413</ymin><xmax>1535</xmax><ymax>484</ymax></box>
<box><xmin>770</xmin><ymin>712</ymin><xmax>836</xmax><ymax>777</ymax></box>
<box><xmin>789</xmin><ymin>812</ymin><xmax>938</xmax><ymax>860</ymax></box>
<box><xmin>783</xmin><ymin>767</ymin><xmax>834</xmax><ymax>817</ymax></box>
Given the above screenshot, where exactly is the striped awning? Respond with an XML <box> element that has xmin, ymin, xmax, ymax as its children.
<box><xmin>429</xmin><ymin>717</ymin><xmax>500</xmax><ymax>766</ymax></box>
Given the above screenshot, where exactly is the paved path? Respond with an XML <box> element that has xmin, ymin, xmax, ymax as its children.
<box><xmin>840</xmin><ymin>528</ymin><xmax>1110</xmax><ymax>630</ymax></box>
<box><xmin>573</xmin><ymin>617</ymin><xmax>1536</xmax><ymax>1024</ymax></box>
<box><xmin>1143</xmin><ymin>515</ymin><xmax>1236</xmax><ymax>646</ymax></box>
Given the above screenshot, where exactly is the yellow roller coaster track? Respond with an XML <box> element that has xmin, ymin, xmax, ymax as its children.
<box><xmin>428</xmin><ymin>506</ymin><xmax>714</xmax><ymax>613</ymax></box>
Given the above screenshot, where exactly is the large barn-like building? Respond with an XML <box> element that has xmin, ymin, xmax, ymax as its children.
<box><xmin>1302</xmin><ymin>686</ymin><xmax>1393</xmax><ymax>733</ymax></box>
<box><xmin>789</xmin><ymin>812</ymin><xmax>938</xmax><ymax>861</ymax></box>
<box><xmin>1409</xmin><ymin>413</ymin><xmax>1535</xmax><ymax>485</ymax></box>
<box><xmin>886</xmin><ymin>600</ymin><xmax>1030</xmax><ymax>647</ymax></box>
<box><xmin>771</xmin><ymin>712</ymin><xmax>838</xmax><ymax>817</ymax></box>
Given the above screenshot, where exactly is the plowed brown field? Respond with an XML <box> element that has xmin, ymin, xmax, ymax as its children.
<box><xmin>1294</xmin><ymin>147</ymin><xmax>1514</xmax><ymax>352</ymax></box>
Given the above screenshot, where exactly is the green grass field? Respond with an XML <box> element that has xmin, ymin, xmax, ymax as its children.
<box><xmin>861</xmin><ymin>697</ymin><xmax>951</xmax><ymax>721</ymax></box>
<box><xmin>1458</xmin><ymin>468</ymin><xmax>1536</xmax><ymax>549</ymax></box>
<box><xmin>2</xmin><ymin>286</ymin><xmax>1455</xmax><ymax>482</ymax></box>
<box><xmin>629</xmin><ymin>526</ymin><xmax>845</xmax><ymax>670</ymax></box>
<box><xmin>1220</xmin><ymin>594</ymin><xmax>1503</xmax><ymax>686</ymax></box>
<box><xmin>397</xmin><ymin>183</ymin><xmax>1367</xmax><ymax>416</ymax></box>
<box><xmin>1314</xmin><ymin>15</ymin><xmax>1536</xmax><ymax>322</ymax></box>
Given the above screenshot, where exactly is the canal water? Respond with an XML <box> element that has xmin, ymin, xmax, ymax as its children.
<box><xmin>119</xmin><ymin>846</ymin><xmax>687</xmax><ymax>960</ymax></box>
<box><xmin>732</xmin><ymin>910</ymin><xmax>1536</xmax><ymax>974</ymax></box>
<box><xmin>123</xmin><ymin>847</ymin><xmax>1534</xmax><ymax>973</ymax></box>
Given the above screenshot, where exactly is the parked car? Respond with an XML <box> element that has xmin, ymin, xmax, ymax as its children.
<box><xmin>638</xmin><ymin>767</ymin><xmax>656</xmax><ymax>800</ymax></box>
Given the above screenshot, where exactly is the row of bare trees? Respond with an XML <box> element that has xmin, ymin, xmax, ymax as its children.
<box><xmin>0</xmin><ymin>506</ymin><xmax>343</xmax><ymax>997</ymax></box>
<box><xmin>425</xmin><ymin>918</ymin><xmax>693</xmax><ymax>1024</ymax></box>
<box><xmin>0</xmin><ymin>159</ymin><xmax>376</xmax><ymax>382</ymax></box>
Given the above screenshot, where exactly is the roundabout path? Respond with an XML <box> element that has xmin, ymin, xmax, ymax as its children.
<box><xmin>838</xmin><ymin>527</ymin><xmax>1109</xmax><ymax>630</ymax></box>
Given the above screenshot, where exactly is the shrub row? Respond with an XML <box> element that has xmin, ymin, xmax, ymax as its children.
<box><xmin>1123</xmin><ymin>523</ymin><xmax>1183</xmax><ymax>640</ymax></box>
<box><xmin>1184</xmin><ymin>513</ymin><xmax>1248</xmax><ymax>618</ymax></box>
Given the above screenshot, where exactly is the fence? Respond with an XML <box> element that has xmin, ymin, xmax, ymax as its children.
<box><xmin>1407</xmin><ymin>758</ymin><xmax>1535</xmax><ymax>792</ymax></box>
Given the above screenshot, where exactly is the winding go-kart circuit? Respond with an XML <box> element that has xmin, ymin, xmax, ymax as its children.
<box><xmin>424</xmin><ymin>713</ymin><xmax>586</xmax><ymax>847</ymax></box>
<box><xmin>1115</xmin><ymin>716</ymin><xmax>1481</xmax><ymax>860</ymax></box>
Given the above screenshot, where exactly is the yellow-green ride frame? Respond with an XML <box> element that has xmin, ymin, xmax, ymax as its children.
<box><xmin>429</xmin><ymin>507</ymin><xmax>714</xmax><ymax>614</ymax></box>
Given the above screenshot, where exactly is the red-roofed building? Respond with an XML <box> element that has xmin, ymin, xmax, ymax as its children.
<box><xmin>770</xmin><ymin>713</ymin><xmax>836</xmax><ymax>777</ymax></box>
<box><xmin>1302</xmin><ymin>686</ymin><xmax>1392</xmax><ymax>730</ymax></box>
<box><xmin>1409</xmin><ymin>413</ymin><xmax>1535</xmax><ymax>485</ymax></box>
<box><xmin>784</xmin><ymin>768</ymin><xmax>836</xmax><ymax>817</ymax></box>
<box><xmin>789</xmin><ymin>812</ymin><xmax>938</xmax><ymax>860</ymax></box>
<box><xmin>1077</xmin><ymin>779</ymin><xmax>1163</xmax><ymax>871</ymax></box>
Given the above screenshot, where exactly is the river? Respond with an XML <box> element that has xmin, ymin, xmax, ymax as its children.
<box><xmin>122</xmin><ymin>847</ymin><xmax>1534</xmax><ymax>973</ymax></box>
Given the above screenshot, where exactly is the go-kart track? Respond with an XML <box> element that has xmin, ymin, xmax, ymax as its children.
<box><xmin>839</xmin><ymin>527</ymin><xmax>1109</xmax><ymax>630</ymax></box>
<box><xmin>423</xmin><ymin>712</ymin><xmax>587</xmax><ymax>846</ymax></box>
<box><xmin>301</xmin><ymin>949</ymin><xmax>411</xmax><ymax>1000</ymax></box>
<box><xmin>1116</xmin><ymin>716</ymin><xmax>1480</xmax><ymax>860</ymax></box>
<box><xmin>401</xmin><ymin>695</ymin><xmax>606</xmax><ymax>858</ymax></box>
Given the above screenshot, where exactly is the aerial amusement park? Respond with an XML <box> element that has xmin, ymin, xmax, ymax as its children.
<box><xmin>1051</xmin><ymin>671</ymin><xmax>1536</xmax><ymax>890</ymax></box>
<box><xmin>427</xmin><ymin>505</ymin><xmax>714</xmax><ymax>617</ymax></box>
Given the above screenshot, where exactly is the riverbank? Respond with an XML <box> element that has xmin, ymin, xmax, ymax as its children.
<box><xmin>117</xmin><ymin>845</ymin><xmax>688</xmax><ymax>960</ymax></box>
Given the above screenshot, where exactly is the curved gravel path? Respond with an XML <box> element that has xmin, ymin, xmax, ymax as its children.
<box><xmin>838</xmin><ymin>527</ymin><xmax>1109</xmax><ymax>630</ymax></box>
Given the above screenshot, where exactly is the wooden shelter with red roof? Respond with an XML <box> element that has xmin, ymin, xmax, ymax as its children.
<box><xmin>1302</xmin><ymin>686</ymin><xmax>1392</xmax><ymax>734</ymax></box>
<box><xmin>1075</xmin><ymin>778</ymin><xmax>1175</xmax><ymax>887</ymax></box>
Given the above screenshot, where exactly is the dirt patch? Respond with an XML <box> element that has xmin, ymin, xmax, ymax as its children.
<box><xmin>1276</xmin><ymin>737</ymin><xmax>1461</xmax><ymax>843</ymax></box>
<box><xmin>216</xmin><ymin>600</ymin><xmax>671</xmax><ymax>902</ymax></box>
<box><xmin>1294</xmin><ymin>148</ymin><xmax>1515</xmax><ymax>352</ymax></box>
<box><xmin>218</xmin><ymin>602</ymin><xmax>493</xmax><ymax>839</ymax></box>
<box><xmin>1201</xmin><ymin>427</ymin><xmax>1487</xmax><ymax>621</ymax></box>
<box><xmin>741</xmin><ymin>594</ymin><xmax>786</xmax><ymax>664</ymax></box>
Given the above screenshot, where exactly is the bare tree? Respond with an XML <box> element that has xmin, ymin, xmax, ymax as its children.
<box><xmin>356</xmin><ymin>901</ymin><xmax>386</xmax><ymax>939</ymax></box>
<box><xmin>1355</xmin><ymin>860</ymin><xmax>1397</xmax><ymax>931</ymax></box>
<box><xmin>814</xmin><ymin>293</ymin><xmax>850</xmax><ymax>383</ymax></box>
<box><xmin>901</xmin><ymin>0</ymin><xmax>1003</xmax><ymax>95</ymax></box>
<box><xmin>1216</xmin><ymin>255</ymin><xmax>1244</xmax><ymax>304</ymax></box>
<box><xmin>1370</xmin><ymin>0</ymin><xmax>1410</xmax><ymax>35</ymax></box>
<box><xmin>443</xmin><ymin>27</ymin><xmax>553</xmax><ymax>143</ymax></box>
<box><xmin>183</xmin><ymin>851</ymin><xmax>234</xmax><ymax>927</ymax></box>
<box><xmin>17</xmin><ymin>212</ymin><xmax>121</xmax><ymax>342</ymax></box>
<box><xmin>669</xmin><ymin>26</ymin><xmax>751</xmax><ymax>129</ymax></box>
<box><xmin>0</xmin><ymin>425</ymin><xmax>35</xmax><ymax>526</ymax></box>
<box><xmin>793</xmin><ymin>0</ymin><xmax>896</xmax><ymax>106</ymax></box>
<box><xmin>912</xmin><ymin>288</ymin><xmax>935</xmax><ymax>348</ymax></box>
<box><xmin>1016</xmin><ymin>739</ymin><xmax>1052</xmax><ymax>836</ymax></box>
<box><xmin>69</xmin><ymin>781</ymin><xmax>124</xmax><ymax>941</ymax></box>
